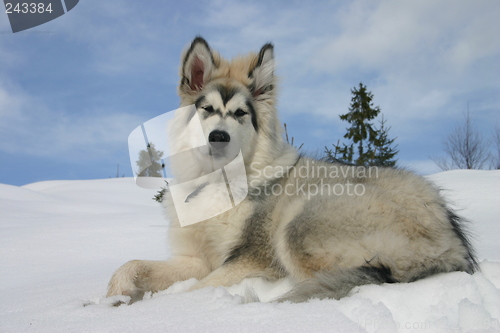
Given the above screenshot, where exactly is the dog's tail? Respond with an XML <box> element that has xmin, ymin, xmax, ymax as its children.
<box><xmin>274</xmin><ymin>265</ymin><xmax>397</xmax><ymax>303</ymax></box>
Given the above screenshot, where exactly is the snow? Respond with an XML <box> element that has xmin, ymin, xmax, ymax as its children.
<box><xmin>1</xmin><ymin>170</ymin><xmax>499</xmax><ymax>333</ymax></box>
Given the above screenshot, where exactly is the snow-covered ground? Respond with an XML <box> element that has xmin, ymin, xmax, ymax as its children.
<box><xmin>1</xmin><ymin>170</ymin><xmax>499</xmax><ymax>333</ymax></box>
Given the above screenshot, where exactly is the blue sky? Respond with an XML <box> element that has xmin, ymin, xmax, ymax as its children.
<box><xmin>1</xmin><ymin>0</ymin><xmax>499</xmax><ymax>186</ymax></box>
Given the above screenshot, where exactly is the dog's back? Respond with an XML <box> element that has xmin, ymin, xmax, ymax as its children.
<box><xmin>266</xmin><ymin>159</ymin><xmax>477</xmax><ymax>301</ymax></box>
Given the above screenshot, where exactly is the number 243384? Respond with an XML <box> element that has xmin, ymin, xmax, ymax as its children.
<box><xmin>5</xmin><ymin>3</ymin><xmax>54</xmax><ymax>14</ymax></box>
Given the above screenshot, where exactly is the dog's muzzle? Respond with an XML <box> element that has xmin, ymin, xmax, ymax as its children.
<box><xmin>208</xmin><ymin>130</ymin><xmax>230</xmax><ymax>151</ymax></box>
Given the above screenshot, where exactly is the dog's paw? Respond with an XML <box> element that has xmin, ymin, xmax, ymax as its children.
<box><xmin>107</xmin><ymin>260</ymin><xmax>148</xmax><ymax>304</ymax></box>
<box><xmin>83</xmin><ymin>295</ymin><xmax>132</xmax><ymax>307</ymax></box>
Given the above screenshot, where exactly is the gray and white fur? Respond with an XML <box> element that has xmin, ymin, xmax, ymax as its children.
<box><xmin>107</xmin><ymin>37</ymin><xmax>477</xmax><ymax>304</ymax></box>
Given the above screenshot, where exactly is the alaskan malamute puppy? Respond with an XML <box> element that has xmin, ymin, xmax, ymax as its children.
<box><xmin>107</xmin><ymin>37</ymin><xmax>477</xmax><ymax>303</ymax></box>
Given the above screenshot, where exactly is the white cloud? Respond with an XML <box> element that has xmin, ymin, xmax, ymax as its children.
<box><xmin>0</xmin><ymin>82</ymin><xmax>23</xmax><ymax>119</ymax></box>
<box><xmin>312</xmin><ymin>1</ymin><xmax>500</xmax><ymax>74</ymax></box>
<box><xmin>204</xmin><ymin>0</ymin><xmax>260</xmax><ymax>29</ymax></box>
<box><xmin>306</xmin><ymin>0</ymin><xmax>500</xmax><ymax>122</ymax></box>
<box><xmin>1</xmin><ymin>0</ymin><xmax>498</xmax><ymax>177</ymax></box>
<box><xmin>0</xmin><ymin>80</ymin><xmax>143</xmax><ymax>160</ymax></box>
<box><xmin>196</xmin><ymin>0</ymin><xmax>499</xmax><ymax>144</ymax></box>
<box><xmin>41</xmin><ymin>1</ymin><xmax>179</xmax><ymax>77</ymax></box>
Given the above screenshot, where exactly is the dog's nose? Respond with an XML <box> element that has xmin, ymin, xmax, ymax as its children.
<box><xmin>208</xmin><ymin>130</ymin><xmax>231</xmax><ymax>145</ymax></box>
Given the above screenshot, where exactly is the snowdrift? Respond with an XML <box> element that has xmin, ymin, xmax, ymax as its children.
<box><xmin>1</xmin><ymin>170</ymin><xmax>499</xmax><ymax>332</ymax></box>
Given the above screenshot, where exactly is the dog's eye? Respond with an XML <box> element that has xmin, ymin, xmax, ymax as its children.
<box><xmin>203</xmin><ymin>105</ymin><xmax>214</xmax><ymax>113</ymax></box>
<box><xmin>234</xmin><ymin>109</ymin><xmax>247</xmax><ymax>117</ymax></box>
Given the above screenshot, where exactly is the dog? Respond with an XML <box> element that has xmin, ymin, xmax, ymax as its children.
<box><xmin>107</xmin><ymin>36</ymin><xmax>477</xmax><ymax>304</ymax></box>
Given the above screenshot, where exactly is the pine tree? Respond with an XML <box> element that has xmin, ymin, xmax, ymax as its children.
<box><xmin>325</xmin><ymin>83</ymin><xmax>398</xmax><ymax>167</ymax></box>
<box><xmin>326</xmin><ymin>83</ymin><xmax>380</xmax><ymax>165</ymax></box>
<box><xmin>136</xmin><ymin>142</ymin><xmax>164</xmax><ymax>177</ymax></box>
<box><xmin>325</xmin><ymin>139</ymin><xmax>354</xmax><ymax>164</ymax></box>
<box><xmin>372</xmin><ymin>114</ymin><xmax>398</xmax><ymax>167</ymax></box>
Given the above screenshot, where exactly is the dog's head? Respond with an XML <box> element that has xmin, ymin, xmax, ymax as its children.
<box><xmin>177</xmin><ymin>37</ymin><xmax>278</xmax><ymax>168</ymax></box>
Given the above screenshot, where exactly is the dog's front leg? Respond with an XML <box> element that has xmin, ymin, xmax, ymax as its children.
<box><xmin>189</xmin><ymin>260</ymin><xmax>264</xmax><ymax>291</ymax></box>
<box><xmin>107</xmin><ymin>255</ymin><xmax>211</xmax><ymax>303</ymax></box>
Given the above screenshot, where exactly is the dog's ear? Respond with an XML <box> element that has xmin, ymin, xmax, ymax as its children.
<box><xmin>249</xmin><ymin>43</ymin><xmax>275</xmax><ymax>98</ymax></box>
<box><xmin>180</xmin><ymin>37</ymin><xmax>215</xmax><ymax>95</ymax></box>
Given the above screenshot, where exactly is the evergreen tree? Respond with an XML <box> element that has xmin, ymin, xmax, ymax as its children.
<box><xmin>372</xmin><ymin>115</ymin><xmax>398</xmax><ymax>167</ymax></box>
<box><xmin>325</xmin><ymin>83</ymin><xmax>398</xmax><ymax>167</ymax></box>
<box><xmin>136</xmin><ymin>142</ymin><xmax>164</xmax><ymax>177</ymax></box>
<box><xmin>325</xmin><ymin>139</ymin><xmax>353</xmax><ymax>164</ymax></box>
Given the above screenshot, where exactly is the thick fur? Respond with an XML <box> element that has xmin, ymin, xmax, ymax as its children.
<box><xmin>107</xmin><ymin>37</ymin><xmax>478</xmax><ymax>303</ymax></box>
